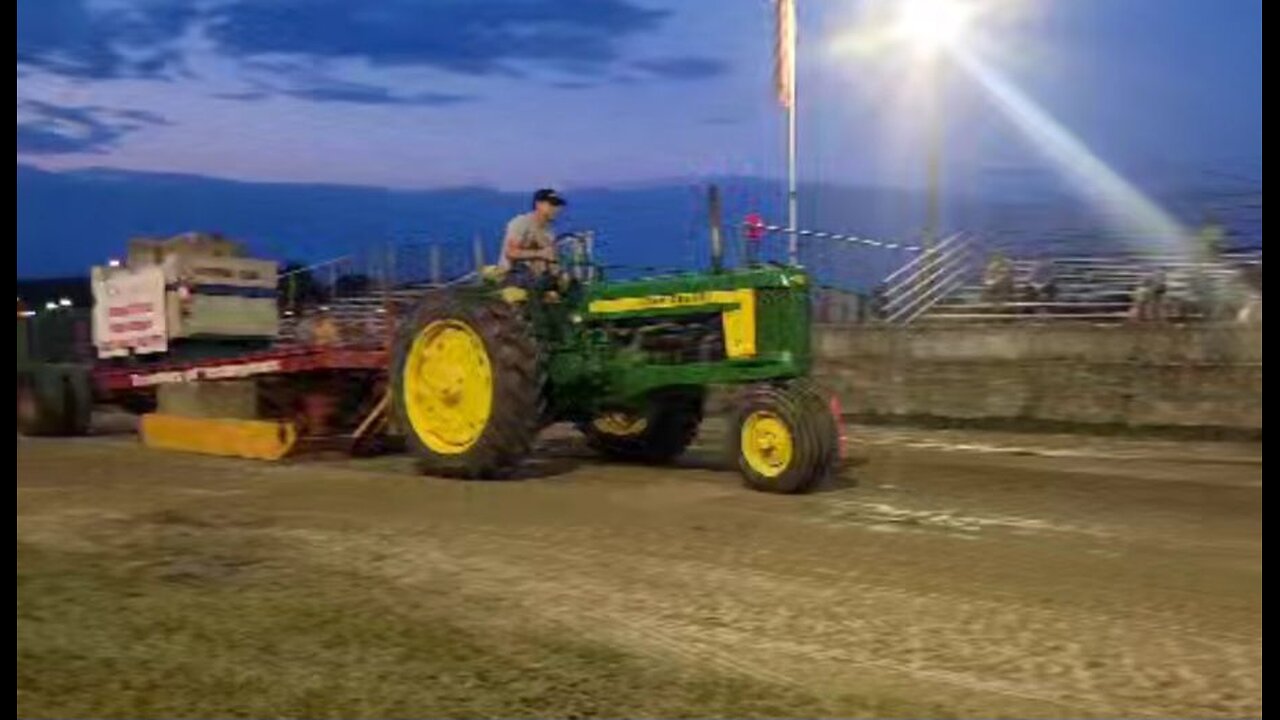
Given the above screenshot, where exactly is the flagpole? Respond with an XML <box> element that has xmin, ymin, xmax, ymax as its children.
<box><xmin>785</xmin><ymin>1</ymin><xmax>799</xmax><ymax>266</ymax></box>
<box><xmin>787</xmin><ymin>82</ymin><xmax>798</xmax><ymax>264</ymax></box>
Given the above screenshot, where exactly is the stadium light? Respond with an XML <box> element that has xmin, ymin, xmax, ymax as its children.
<box><xmin>894</xmin><ymin>0</ymin><xmax>975</xmax><ymax>55</ymax></box>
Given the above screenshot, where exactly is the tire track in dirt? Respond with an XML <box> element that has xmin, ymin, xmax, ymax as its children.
<box><xmin>18</xmin><ymin>435</ymin><xmax>1262</xmax><ymax>718</ymax></box>
<box><xmin>272</xmin><ymin>517</ymin><xmax>1260</xmax><ymax>718</ymax></box>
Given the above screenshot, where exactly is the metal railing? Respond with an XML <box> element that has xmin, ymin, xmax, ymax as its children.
<box><xmin>879</xmin><ymin>233</ymin><xmax>977</xmax><ymax>324</ymax></box>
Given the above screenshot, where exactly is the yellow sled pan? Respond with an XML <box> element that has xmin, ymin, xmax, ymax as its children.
<box><xmin>140</xmin><ymin>414</ymin><xmax>299</xmax><ymax>461</ymax></box>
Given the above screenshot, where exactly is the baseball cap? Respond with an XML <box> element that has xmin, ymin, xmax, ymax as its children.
<box><xmin>532</xmin><ymin>188</ymin><xmax>567</xmax><ymax>207</ymax></box>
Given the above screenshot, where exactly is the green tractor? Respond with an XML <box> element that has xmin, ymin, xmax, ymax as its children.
<box><xmin>390</xmin><ymin>238</ymin><xmax>840</xmax><ymax>494</ymax></box>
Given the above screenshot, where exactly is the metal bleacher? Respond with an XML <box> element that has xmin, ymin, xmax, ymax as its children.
<box><xmin>923</xmin><ymin>250</ymin><xmax>1262</xmax><ymax>322</ymax></box>
<box><xmin>277</xmin><ymin>242</ymin><xmax>481</xmax><ymax>347</ymax></box>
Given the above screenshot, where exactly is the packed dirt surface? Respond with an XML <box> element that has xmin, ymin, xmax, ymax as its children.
<box><xmin>17</xmin><ymin>422</ymin><xmax>1262</xmax><ymax>718</ymax></box>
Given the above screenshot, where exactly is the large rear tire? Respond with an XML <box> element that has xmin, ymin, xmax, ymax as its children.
<box><xmin>391</xmin><ymin>293</ymin><xmax>544</xmax><ymax>478</ymax></box>
<box><xmin>732</xmin><ymin>380</ymin><xmax>838</xmax><ymax>494</ymax></box>
<box><xmin>17</xmin><ymin>374</ymin><xmax>59</xmax><ymax>436</ymax></box>
<box><xmin>61</xmin><ymin>371</ymin><xmax>93</xmax><ymax>436</ymax></box>
<box><xmin>581</xmin><ymin>388</ymin><xmax>704</xmax><ymax>464</ymax></box>
<box><xmin>17</xmin><ymin>370</ymin><xmax>91</xmax><ymax>437</ymax></box>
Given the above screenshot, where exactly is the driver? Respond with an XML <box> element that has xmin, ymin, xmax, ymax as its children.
<box><xmin>499</xmin><ymin>188</ymin><xmax>565</xmax><ymax>285</ymax></box>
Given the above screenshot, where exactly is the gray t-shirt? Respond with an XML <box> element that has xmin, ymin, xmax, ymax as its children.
<box><xmin>498</xmin><ymin>212</ymin><xmax>555</xmax><ymax>271</ymax></box>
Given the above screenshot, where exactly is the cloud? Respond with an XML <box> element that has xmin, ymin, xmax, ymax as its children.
<box><xmin>204</xmin><ymin>0</ymin><xmax>668</xmax><ymax>77</ymax></box>
<box><xmin>17</xmin><ymin>122</ymin><xmax>120</xmax><ymax>155</ymax></box>
<box><xmin>212</xmin><ymin>90</ymin><xmax>273</xmax><ymax>102</ymax></box>
<box><xmin>281</xmin><ymin>82</ymin><xmax>472</xmax><ymax>107</ymax></box>
<box><xmin>113</xmin><ymin>108</ymin><xmax>172</xmax><ymax>125</ymax></box>
<box><xmin>16</xmin><ymin>0</ymin><xmax>193</xmax><ymax>79</ymax></box>
<box><xmin>16</xmin><ymin>101</ymin><xmax>170</xmax><ymax>155</ymax></box>
<box><xmin>551</xmin><ymin>80</ymin><xmax>599</xmax><ymax>91</ymax></box>
<box><xmin>17</xmin><ymin>0</ymin><xmax>725</xmax><ymax>108</ymax></box>
<box><xmin>632</xmin><ymin>56</ymin><xmax>728</xmax><ymax>80</ymax></box>
<box><xmin>216</xmin><ymin>69</ymin><xmax>474</xmax><ymax>107</ymax></box>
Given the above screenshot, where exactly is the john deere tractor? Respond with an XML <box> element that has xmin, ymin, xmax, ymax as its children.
<box><xmin>391</xmin><ymin>234</ymin><xmax>839</xmax><ymax>494</ymax></box>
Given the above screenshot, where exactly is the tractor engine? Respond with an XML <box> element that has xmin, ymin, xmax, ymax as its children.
<box><xmin>600</xmin><ymin>311</ymin><xmax>726</xmax><ymax>364</ymax></box>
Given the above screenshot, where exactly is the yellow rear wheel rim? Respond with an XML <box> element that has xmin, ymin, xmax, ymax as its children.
<box><xmin>741</xmin><ymin>410</ymin><xmax>794</xmax><ymax>478</ymax></box>
<box><xmin>403</xmin><ymin>319</ymin><xmax>493</xmax><ymax>455</ymax></box>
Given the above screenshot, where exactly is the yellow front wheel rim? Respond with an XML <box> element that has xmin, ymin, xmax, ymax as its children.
<box><xmin>741</xmin><ymin>410</ymin><xmax>794</xmax><ymax>478</ymax></box>
<box><xmin>403</xmin><ymin>320</ymin><xmax>493</xmax><ymax>455</ymax></box>
<box><xmin>592</xmin><ymin>412</ymin><xmax>648</xmax><ymax>437</ymax></box>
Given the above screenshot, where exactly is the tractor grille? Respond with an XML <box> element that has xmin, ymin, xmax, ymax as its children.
<box><xmin>756</xmin><ymin>287</ymin><xmax>811</xmax><ymax>359</ymax></box>
<box><xmin>602</xmin><ymin>311</ymin><xmax>726</xmax><ymax>364</ymax></box>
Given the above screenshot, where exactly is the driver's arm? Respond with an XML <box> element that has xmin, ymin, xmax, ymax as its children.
<box><xmin>534</xmin><ymin>241</ymin><xmax>559</xmax><ymax>264</ymax></box>
<box><xmin>502</xmin><ymin>219</ymin><xmax>546</xmax><ymax>261</ymax></box>
<box><xmin>503</xmin><ymin>234</ymin><xmax>544</xmax><ymax>261</ymax></box>
<box><xmin>523</xmin><ymin>233</ymin><xmax>559</xmax><ymax>265</ymax></box>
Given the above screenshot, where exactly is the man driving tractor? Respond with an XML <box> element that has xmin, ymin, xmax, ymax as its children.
<box><xmin>499</xmin><ymin>188</ymin><xmax>566</xmax><ymax>286</ymax></box>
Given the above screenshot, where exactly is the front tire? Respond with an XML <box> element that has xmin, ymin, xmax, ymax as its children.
<box><xmin>733</xmin><ymin>380</ymin><xmax>838</xmax><ymax>494</ymax></box>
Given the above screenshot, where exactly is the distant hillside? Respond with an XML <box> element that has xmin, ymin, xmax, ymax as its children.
<box><xmin>15</xmin><ymin>276</ymin><xmax>92</xmax><ymax>310</ymax></box>
<box><xmin>17</xmin><ymin>164</ymin><xmax>1259</xmax><ymax>291</ymax></box>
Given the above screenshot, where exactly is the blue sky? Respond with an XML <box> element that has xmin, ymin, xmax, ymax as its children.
<box><xmin>17</xmin><ymin>0</ymin><xmax>1263</xmax><ymax>193</ymax></box>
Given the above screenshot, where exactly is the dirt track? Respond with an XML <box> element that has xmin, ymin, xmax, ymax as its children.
<box><xmin>17</xmin><ymin>423</ymin><xmax>1263</xmax><ymax>718</ymax></box>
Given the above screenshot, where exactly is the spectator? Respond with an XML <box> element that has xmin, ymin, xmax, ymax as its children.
<box><xmin>817</xmin><ymin>292</ymin><xmax>833</xmax><ymax>323</ymax></box>
<box><xmin>869</xmin><ymin>283</ymin><xmax>888</xmax><ymax>321</ymax></box>
<box><xmin>982</xmin><ymin>252</ymin><xmax>1014</xmax><ymax>305</ymax></box>
<box><xmin>1130</xmin><ymin>268</ymin><xmax>1168</xmax><ymax>322</ymax></box>
<box><xmin>1240</xmin><ymin>263</ymin><xmax>1262</xmax><ymax>294</ymax></box>
<box><xmin>1190</xmin><ymin>214</ymin><xmax>1227</xmax><ymax>319</ymax></box>
<box><xmin>1023</xmin><ymin>259</ymin><xmax>1057</xmax><ymax>307</ymax></box>
<box><xmin>300</xmin><ymin>307</ymin><xmax>341</xmax><ymax>346</ymax></box>
<box><xmin>1236</xmin><ymin>292</ymin><xmax>1262</xmax><ymax>325</ymax></box>
<box><xmin>1196</xmin><ymin>214</ymin><xmax>1226</xmax><ymax>262</ymax></box>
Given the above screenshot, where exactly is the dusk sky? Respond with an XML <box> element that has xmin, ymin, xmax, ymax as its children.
<box><xmin>17</xmin><ymin>0</ymin><xmax>1263</xmax><ymax>193</ymax></box>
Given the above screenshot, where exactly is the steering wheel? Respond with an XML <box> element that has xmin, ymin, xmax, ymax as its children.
<box><xmin>555</xmin><ymin>231</ymin><xmax>589</xmax><ymax>245</ymax></box>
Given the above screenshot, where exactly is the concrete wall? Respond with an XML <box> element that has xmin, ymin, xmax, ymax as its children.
<box><xmin>813</xmin><ymin>323</ymin><xmax>1262</xmax><ymax>433</ymax></box>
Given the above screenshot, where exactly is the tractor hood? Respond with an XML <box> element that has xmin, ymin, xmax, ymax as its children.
<box><xmin>585</xmin><ymin>267</ymin><xmax>808</xmax><ymax>304</ymax></box>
